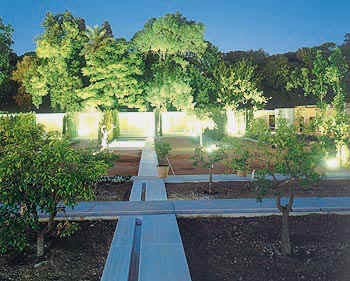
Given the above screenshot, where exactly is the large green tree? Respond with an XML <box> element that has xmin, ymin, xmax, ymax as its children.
<box><xmin>231</xmin><ymin>119</ymin><xmax>322</xmax><ymax>255</ymax></box>
<box><xmin>133</xmin><ymin>13</ymin><xmax>208</xmax><ymax>134</ymax></box>
<box><xmin>0</xmin><ymin>17</ymin><xmax>18</xmax><ymax>108</ymax></box>
<box><xmin>0</xmin><ymin>17</ymin><xmax>13</xmax><ymax>87</ymax></box>
<box><xmin>11</xmin><ymin>53</ymin><xmax>38</xmax><ymax>110</ymax></box>
<box><xmin>27</xmin><ymin>11</ymin><xmax>88</xmax><ymax>111</ymax></box>
<box><xmin>214</xmin><ymin>59</ymin><xmax>266</xmax><ymax>110</ymax></box>
<box><xmin>79</xmin><ymin>24</ymin><xmax>144</xmax><ymax>111</ymax></box>
<box><xmin>0</xmin><ymin>114</ymin><xmax>108</xmax><ymax>256</ymax></box>
<box><xmin>133</xmin><ymin>12</ymin><xmax>207</xmax><ymax>59</ymax></box>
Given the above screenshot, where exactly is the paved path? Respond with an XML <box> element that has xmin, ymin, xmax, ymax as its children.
<box><xmin>163</xmin><ymin>171</ymin><xmax>350</xmax><ymax>183</ymax></box>
<box><xmin>101</xmin><ymin>141</ymin><xmax>191</xmax><ymax>281</ymax></box>
<box><xmin>40</xmin><ymin>197</ymin><xmax>350</xmax><ymax>221</ymax></box>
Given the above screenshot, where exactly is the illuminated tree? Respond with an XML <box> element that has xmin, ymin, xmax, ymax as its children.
<box><xmin>80</xmin><ymin>24</ymin><xmax>144</xmax><ymax>111</ymax></box>
<box><xmin>231</xmin><ymin>119</ymin><xmax>321</xmax><ymax>255</ymax></box>
<box><xmin>323</xmin><ymin>49</ymin><xmax>350</xmax><ymax>166</ymax></box>
<box><xmin>133</xmin><ymin>13</ymin><xmax>208</xmax><ymax>135</ymax></box>
<box><xmin>193</xmin><ymin>145</ymin><xmax>225</xmax><ymax>195</ymax></box>
<box><xmin>133</xmin><ymin>12</ymin><xmax>207</xmax><ymax>59</ymax></box>
<box><xmin>27</xmin><ymin>11</ymin><xmax>88</xmax><ymax>111</ymax></box>
<box><xmin>214</xmin><ymin>59</ymin><xmax>266</xmax><ymax>110</ymax></box>
<box><xmin>0</xmin><ymin>17</ymin><xmax>13</xmax><ymax>87</ymax></box>
<box><xmin>0</xmin><ymin>114</ymin><xmax>109</xmax><ymax>256</ymax></box>
<box><xmin>11</xmin><ymin>54</ymin><xmax>38</xmax><ymax>109</ymax></box>
<box><xmin>288</xmin><ymin>48</ymin><xmax>350</xmax><ymax>166</ymax></box>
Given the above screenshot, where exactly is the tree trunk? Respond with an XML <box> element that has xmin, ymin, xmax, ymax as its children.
<box><xmin>281</xmin><ymin>207</ymin><xmax>292</xmax><ymax>256</ymax></box>
<box><xmin>208</xmin><ymin>163</ymin><xmax>213</xmax><ymax>195</ymax></box>
<box><xmin>37</xmin><ymin>231</ymin><xmax>45</xmax><ymax>257</ymax></box>
<box><xmin>199</xmin><ymin>126</ymin><xmax>203</xmax><ymax>147</ymax></box>
<box><xmin>158</xmin><ymin>111</ymin><xmax>163</xmax><ymax>137</ymax></box>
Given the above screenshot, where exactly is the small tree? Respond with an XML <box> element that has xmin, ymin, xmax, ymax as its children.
<box><xmin>193</xmin><ymin>145</ymin><xmax>225</xmax><ymax>195</ymax></box>
<box><xmin>0</xmin><ymin>114</ymin><xmax>109</xmax><ymax>257</ymax></box>
<box><xmin>231</xmin><ymin>119</ymin><xmax>321</xmax><ymax>255</ymax></box>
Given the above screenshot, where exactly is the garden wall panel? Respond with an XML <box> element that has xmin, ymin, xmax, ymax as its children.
<box><xmin>161</xmin><ymin>112</ymin><xmax>198</xmax><ymax>136</ymax></box>
<box><xmin>119</xmin><ymin>112</ymin><xmax>155</xmax><ymax>137</ymax></box>
<box><xmin>226</xmin><ymin>110</ymin><xmax>246</xmax><ymax>137</ymax></box>
<box><xmin>36</xmin><ymin>113</ymin><xmax>65</xmax><ymax>133</ymax></box>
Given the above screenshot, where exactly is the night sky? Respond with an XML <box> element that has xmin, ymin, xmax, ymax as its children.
<box><xmin>1</xmin><ymin>0</ymin><xmax>350</xmax><ymax>55</ymax></box>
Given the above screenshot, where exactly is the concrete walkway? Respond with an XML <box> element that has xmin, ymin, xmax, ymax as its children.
<box><xmin>40</xmin><ymin>197</ymin><xmax>350</xmax><ymax>221</ymax></box>
<box><xmin>101</xmin><ymin>141</ymin><xmax>191</xmax><ymax>281</ymax></box>
<box><xmin>163</xmin><ymin>171</ymin><xmax>350</xmax><ymax>183</ymax></box>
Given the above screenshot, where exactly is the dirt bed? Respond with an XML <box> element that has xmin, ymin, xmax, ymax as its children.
<box><xmin>168</xmin><ymin>153</ymin><xmax>228</xmax><ymax>175</ymax></box>
<box><xmin>93</xmin><ymin>182</ymin><xmax>132</xmax><ymax>201</ymax></box>
<box><xmin>107</xmin><ymin>150</ymin><xmax>141</xmax><ymax>176</ymax></box>
<box><xmin>166</xmin><ymin>180</ymin><xmax>350</xmax><ymax>200</ymax></box>
<box><xmin>178</xmin><ymin>214</ymin><xmax>350</xmax><ymax>281</ymax></box>
<box><xmin>0</xmin><ymin>221</ymin><xmax>116</xmax><ymax>281</ymax></box>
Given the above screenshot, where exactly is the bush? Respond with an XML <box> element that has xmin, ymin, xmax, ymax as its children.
<box><xmin>63</xmin><ymin>112</ymin><xmax>78</xmax><ymax>139</ymax></box>
<box><xmin>155</xmin><ymin>141</ymin><xmax>171</xmax><ymax>164</ymax></box>
<box><xmin>203</xmin><ymin>110</ymin><xmax>227</xmax><ymax>141</ymax></box>
<box><xmin>98</xmin><ymin>110</ymin><xmax>120</xmax><ymax>143</ymax></box>
<box><xmin>0</xmin><ymin>115</ymin><xmax>109</xmax><ymax>256</ymax></box>
<box><xmin>245</xmin><ymin>118</ymin><xmax>270</xmax><ymax>141</ymax></box>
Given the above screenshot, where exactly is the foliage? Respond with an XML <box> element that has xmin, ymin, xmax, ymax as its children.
<box><xmin>203</xmin><ymin>109</ymin><xmax>227</xmax><ymax>141</ymax></box>
<box><xmin>146</xmin><ymin>59</ymin><xmax>193</xmax><ymax>112</ymax></box>
<box><xmin>80</xmin><ymin>25</ymin><xmax>144</xmax><ymax>111</ymax></box>
<box><xmin>289</xmin><ymin>47</ymin><xmax>350</xmax><ymax>165</ymax></box>
<box><xmin>133</xmin><ymin>12</ymin><xmax>207</xmax><ymax>58</ymax></box>
<box><xmin>0</xmin><ymin>114</ymin><xmax>109</xmax><ymax>255</ymax></box>
<box><xmin>27</xmin><ymin>11</ymin><xmax>87</xmax><ymax>111</ymax></box>
<box><xmin>155</xmin><ymin>141</ymin><xmax>172</xmax><ymax>164</ymax></box>
<box><xmin>133</xmin><ymin>12</ymin><xmax>208</xmax><ymax>115</ymax></box>
<box><xmin>98</xmin><ymin>110</ymin><xmax>120</xmax><ymax>142</ymax></box>
<box><xmin>0</xmin><ymin>206</ymin><xmax>35</xmax><ymax>254</ymax></box>
<box><xmin>230</xmin><ymin>119</ymin><xmax>322</xmax><ymax>255</ymax></box>
<box><xmin>0</xmin><ymin>17</ymin><xmax>13</xmax><ymax>87</ymax></box>
<box><xmin>92</xmin><ymin>150</ymin><xmax>119</xmax><ymax>168</ymax></box>
<box><xmin>214</xmin><ymin>59</ymin><xmax>266</xmax><ymax>110</ymax></box>
<box><xmin>245</xmin><ymin>118</ymin><xmax>270</xmax><ymax>140</ymax></box>
<box><xmin>230</xmin><ymin>150</ymin><xmax>250</xmax><ymax>172</ymax></box>
<box><xmin>192</xmin><ymin>145</ymin><xmax>226</xmax><ymax>168</ymax></box>
<box><xmin>11</xmin><ymin>54</ymin><xmax>39</xmax><ymax>109</ymax></box>
<box><xmin>63</xmin><ymin>112</ymin><xmax>78</xmax><ymax>139</ymax></box>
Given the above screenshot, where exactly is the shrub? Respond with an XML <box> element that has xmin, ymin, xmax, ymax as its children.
<box><xmin>245</xmin><ymin>118</ymin><xmax>270</xmax><ymax>141</ymax></box>
<box><xmin>63</xmin><ymin>112</ymin><xmax>78</xmax><ymax>139</ymax></box>
<box><xmin>98</xmin><ymin>110</ymin><xmax>120</xmax><ymax>142</ymax></box>
<box><xmin>203</xmin><ymin>110</ymin><xmax>227</xmax><ymax>141</ymax></box>
<box><xmin>155</xmin><ymin>141</ymin><xmax>171</xmax><ymax>164</ymax></box>
<box><xmin>0</xmin><ymin>115</ymin><xmax>109</xmax><ymax>256</ymax></box>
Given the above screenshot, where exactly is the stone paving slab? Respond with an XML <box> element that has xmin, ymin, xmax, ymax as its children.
<box><xmin>164</xmin><ymin>172</ymin><xmax>350</xmax><ymax>183</ymax></box>
<box><xmin>101</xmin><ymin>140</ymin><xmax>192</xmax><ymax>281</ymax></box>
<box><xmin>101</xmin><ymin>216</ymin><xmax>136</xmax><ymax>281</ymax></box>
<box><xmin>40</xmin><ymin>197</ymin><xmax>350</xmax><ymax>221</ymax></box>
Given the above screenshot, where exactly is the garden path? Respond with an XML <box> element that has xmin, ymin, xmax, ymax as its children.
<box><xmin>100</xmin><ymin>140</ymin><xmax>191</xmax><ymax>281</ymax></box>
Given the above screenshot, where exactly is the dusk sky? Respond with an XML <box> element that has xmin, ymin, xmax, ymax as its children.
<box><xmin>1</xmin><ymin>0</ymin><xmax>350</xmax><ymax>56</ymax></box>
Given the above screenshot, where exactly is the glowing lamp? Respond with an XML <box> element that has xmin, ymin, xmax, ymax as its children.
<box><xmin>206</xmin><ymin>144</ymin><xmax>218</xmax><ymax>153</ymax></box>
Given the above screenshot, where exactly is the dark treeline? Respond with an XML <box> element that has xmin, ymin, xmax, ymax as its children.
<box><xmin>0</xmin><ymin>12</ymin><xmax>349</xmax><ymax>112</ymax></box>
<box><xmin>223</xmin><ymin>38</ymin><xmax>350</xmax><ymax>108</ymax></box>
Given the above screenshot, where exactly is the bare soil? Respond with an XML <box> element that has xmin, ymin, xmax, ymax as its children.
<box><xmin>166</xmin><ymin>180</ymin><xmax>350</xmax><ymax>200</ymax></box>
<box><xmin>178</xmin><ymin>215</ymin><xmax>350</xmax><ymax>281</ymax></box>
<box><xmin>0</xmin><ymin>221</ymin><xmax>116</xmax><ymax>281</ymax></box>
<box><xmin>93</xmin><ymin>182</ymin><xmax>132</xmax><ymax>201</ymax></box>
<box><xmin>107</xmin><ymin>150</ymin><xmax>141</xmax><ymax>176</ymax></box>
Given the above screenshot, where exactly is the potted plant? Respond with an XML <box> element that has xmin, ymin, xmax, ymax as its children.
<box><xmin>155</xmin><ymin>141</ymin><xmax>172</xmax><ymax>178</ymax></box>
